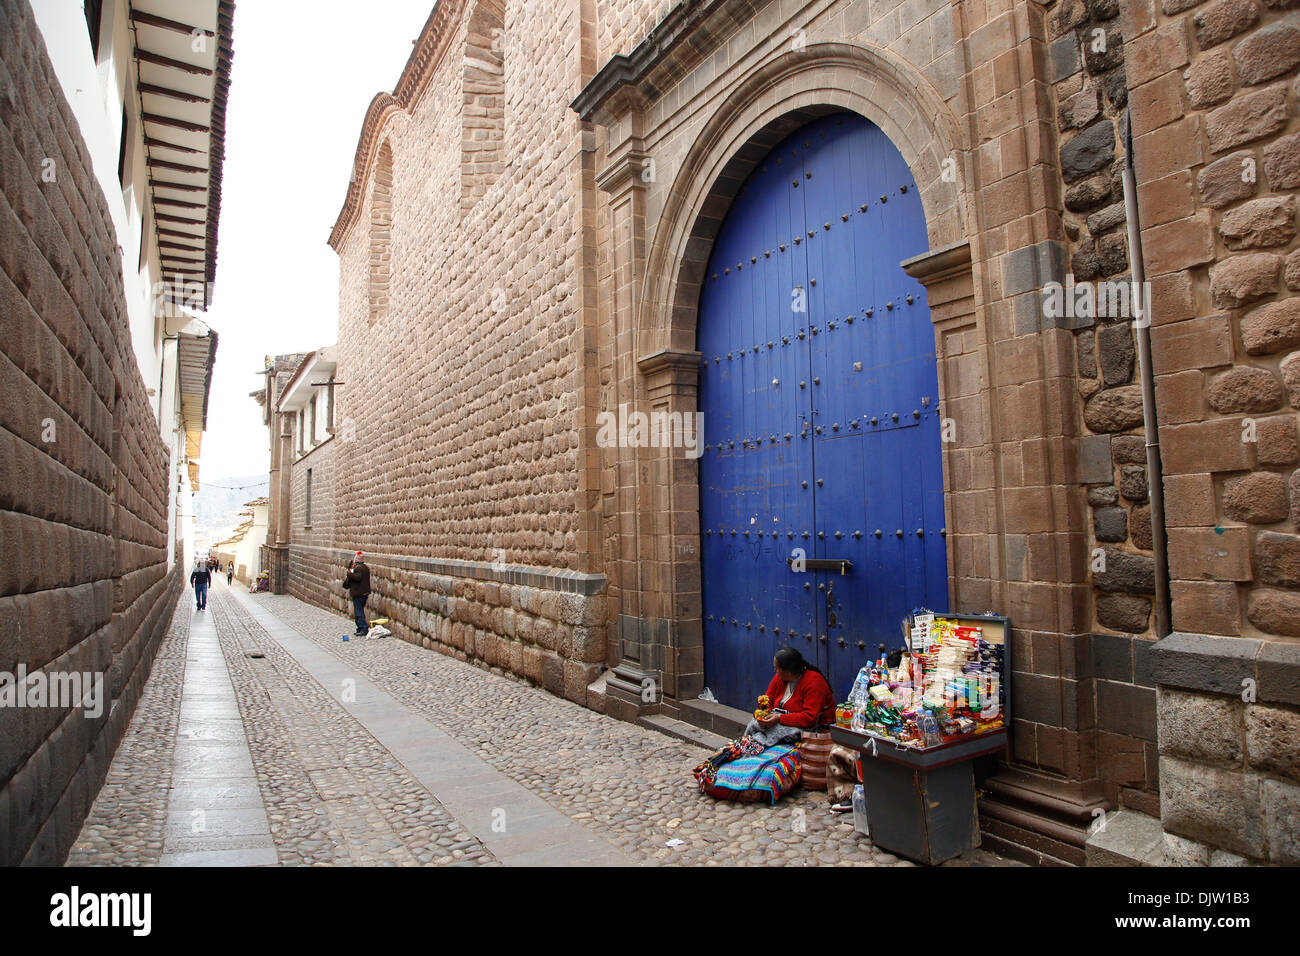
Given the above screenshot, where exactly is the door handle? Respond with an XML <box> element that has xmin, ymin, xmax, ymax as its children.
<box><xmin>785</xmin><ymin>558</ymin><xmax>853</xmax><ymax>574</ymax></box>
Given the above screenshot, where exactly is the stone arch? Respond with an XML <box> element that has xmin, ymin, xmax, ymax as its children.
<box><xmin>461</xmin><ymin>0</ymin><xmax>506</xmax><ymax>212</ymax></box>
<box><xmin>640</xmin><ymin>41</ymin><xmax>969</xmax><ymax>357</ymax></box>
<box><xmin>368</xmin><ymin>140</ymin><xmax>393</xmax><ymax>325</ymax></box>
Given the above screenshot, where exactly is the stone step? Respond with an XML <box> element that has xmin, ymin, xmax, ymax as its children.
<box><xmin>1084</xmin><ymin>808</ymin><xmax>1164</xmax><ymax>866</ymax></box>
<box><xmin>674</xmin><ymin>697</ymin><xmax>750</xmax><ymax>739</ymax></box>
<box><xmin>638</xmin><ymin>714</ymin><xmax>730</xmax><ymax>751</ymax></box>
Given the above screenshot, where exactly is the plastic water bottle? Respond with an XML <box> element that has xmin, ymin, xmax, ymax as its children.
<box><xmin>852</xmin><ymin>784</ymin><xmax>869</xmax><ymax>836</ymax></box>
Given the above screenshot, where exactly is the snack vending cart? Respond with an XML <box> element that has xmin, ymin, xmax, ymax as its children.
<box><xmin>829</xmin><ymin>612</ymin><xmax>1010</xmax><ymax>865</ymax></box>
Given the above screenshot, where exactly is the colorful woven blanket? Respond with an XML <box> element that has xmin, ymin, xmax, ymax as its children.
<box><xmin>706</xmin><ymin>743</ymin><xmax>802</xmax><ymax>804</ymax></box>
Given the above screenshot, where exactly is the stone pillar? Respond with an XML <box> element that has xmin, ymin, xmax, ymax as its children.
<box><xmin>905</xmin><ymin>236</ymin><xmax>1109</xmax><ymax>864</ymax></box>
<box><xmin>595</xmin><ymin>133</ymin><xmax>666</xmax><ymax>721</ymax></box>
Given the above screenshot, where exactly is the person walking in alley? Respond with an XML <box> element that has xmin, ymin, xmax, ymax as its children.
<box><xmin>226</xmin><ymin>563</ymin><xmax>234</xmax><ymax>585</ymax></box>
<box><xmin>190</xmin><ymin>561</ymin><xmax>211</xmax><ymax>611</ymax></box>
<box><xmin>344</xmin><ymin>551</ymin><xmax>371</xmax><ymax>637</ymax></box>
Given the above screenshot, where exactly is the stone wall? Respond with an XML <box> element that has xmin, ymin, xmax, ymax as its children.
<box><xmin>1124</xmin><ymin>0</ymin><xmax>1300</xmax><ymax>863</ymax></box>
<box><xmin>289</xmin><ymin>546</ymin><xmax>608</xmax><ymax>706</ymax></box>
<box><xmin>0</xmin><ymin>0</ymin><xmax>181</xmax><ymax>865</ymax></box>
<box><xmin>326</xmin><ymin>0</ymin><xmax>609</xmax><ymax>688</ymax></box>
<box><xmin>285</xmin><ymin>438</ymin><xmax>337</xmax><ymax>609</ymax></box>
<box><xmin>1039</xmin><ymin>0</ymin><xmax>1163</xmax><ymax>813</ymax></box>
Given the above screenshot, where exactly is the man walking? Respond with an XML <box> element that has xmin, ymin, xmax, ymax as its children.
<box><xmin>344</xmin><ymin>550</ymin><xmax>371</xmax><ymax>637</ymax></box>
<box><xmin>190</xmin><ymin>561</ymin><xmax>211</xmax><ymax>611</ymax></box>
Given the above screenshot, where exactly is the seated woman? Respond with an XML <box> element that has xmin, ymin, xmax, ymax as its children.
<box><xmin>744</xmin><ymin>647</ymin><xmax>836</xmax><ymax>748</ymax></box>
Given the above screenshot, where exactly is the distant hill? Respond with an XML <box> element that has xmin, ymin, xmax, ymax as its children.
<box><xmin>195</xmin><ymin>474</ymin><xmax>269</xmax><ymax>546</ymax></box>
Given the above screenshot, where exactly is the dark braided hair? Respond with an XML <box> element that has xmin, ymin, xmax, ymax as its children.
<box><xmin>775</xmin><ymin>646</ymin><xmax>824</xmax><ymax>677</ymax></box>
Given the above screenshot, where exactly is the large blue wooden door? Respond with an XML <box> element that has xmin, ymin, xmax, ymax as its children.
<box><xmin>698</xmin><ymin>113</ymin><xmax>948</xmax><ymax>710</ymax></box>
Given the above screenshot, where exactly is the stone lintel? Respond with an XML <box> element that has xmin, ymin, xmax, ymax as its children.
<box><xmin>1146</xmin><ymin>631</ymin><xmax>1300</xmax><ymax>704</ymax></box>
<box><xmin>637</xmin><ymin>348</ymin><xmax>703</xmax><ymax>399</ymax></box>
<box><xmin>595</xmin><ymin>141</ymin><xmax>651</xmax><ymax>195</ymax></box>
<box><xmin>901</xmin><ymin>238</ymin><xmax>973</xmax><ymax>287</ymax></box>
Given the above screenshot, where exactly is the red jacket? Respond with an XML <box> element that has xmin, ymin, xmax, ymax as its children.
<box><xmin>765</xmin><ymin>670</ymin><xmax>836</xmax><ymax>729</ymax></box>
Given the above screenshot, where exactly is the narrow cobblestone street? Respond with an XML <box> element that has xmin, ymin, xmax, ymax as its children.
<box><xmin>68</xmin><ymin>580</ymin><xmax>1010</xmax><ymax>867</ymax></box>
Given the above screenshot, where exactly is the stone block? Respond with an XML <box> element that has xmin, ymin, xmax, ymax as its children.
<box><xmin>1168</xmin><ymin>526</ymin><xmax>1252</xmax><ymax>581</ymax></box>
<box><xmin>1159</xmin><ymin>756</ymin><xmax>1263</xmax><ymax>857</ymax></box>
<box><xmin>1245</xmin><ymin>702</ymin><xmax>1300</xmax><ymax>780</ymax></box>
<box><xmin>1223</xmin><ymin>470</ymin><xmax>1289</xmax><ymax>522</ymax></box>
<box><xmin>1098</xmin><ymin>679</ymin><xmax>1157</xmax><ymax>739</ymax></box>
<box><xmin>1247</xmin><ymin>588</ymin><xmax>1300</xmax><ymax>636</ymax></box>
<box><xmin>1078</xmin><ymin>434</ymin><xmax>1114</xmax><ymax>483</ymax></box>
<box><xmin>540</xmin><ymin>651</ymin><xmax>565</xmax><ymax>696</ymax></box>
<box><xmin>1253</xmin><ymin>531</ymin><xmax>1300</xmax><ymax>586</ymax></box>
<box><xmin>1061</xmin><ymin>121</ymin><xmax>1116</xmax><ymax>182</ymax></box>
<box><xmin>1093</xmin><ymin>547</ymin><xmax>1156</xmax><ymax>594</ymax></box>
<box><xmin>1160</xmin><ymin>831</ymin><xmax>1212</xmax><ymax>865</ymax></box>
<box><xmin>1204</xmin><ymin>81</ymin><xmax>1289</xmax><ymax>152</ymax></box>
<box><xmin>1157</xmin><ymin>687</ymin><xmax>1244</xmax><ymax>766</ymax></box>
<box><xmin>1233</xmin><ymin>18</ymin><xmax>1300</xmax><ymax>86</ymax></box>
<box><xmin>1098</xmin><ymin>323</ymin><xmax>1135</xmax><ymax>385</ymax></box>
<box><xmin>1220</xmin><ymin>195</ymin><xmax>1296</xmax><ymax>249</ymax></box>
<box><xmin>1098</xmin><ymin>594</ymin><xmax>1152</xmax><ymax>633</ymax></box>
<box><xmin>1262</xmin><ymin>777</ymin><xmax>1300</xmax><ymax>864</ymax></box>
<box><xmin>1150</xmin><ymin>632</ymin><xmax>1259</xmax><ymax>694</ymax></box>
<box><xmin>1094</xmin><ymin>506</ymin><xmax>1128</xmax><ymax>541</ymax></box>
<box><xmin>1258</xmin><ymin>638</ymin><xmax>1300</xmax><ymax>705</ymax></box>
<box><xmin>1120</xmin><ymin>464</ymin><xmax>1149</xmax><ymax>502</ymax></box>
<box><xmin>1209</xmin><ymin>252</ymin><xmax>1280</xmax><ymax>308</ymax></box>
<box><xmin>1194</xmin><ymin>0</ymin><xmax>1260</xmax><ymax>46</ymax></box>
<box><xmin>1263</xmin><ymin>130</ymin><xmax>1300</xmax><ymax>189</ymax></box>
<box><xmin>1208</xmin><ymin>365</ymin><xmax>1284</xmax><ymax>413</ymax></box>
<box><xmin>1241</xmin><ymin>298</ymin><xmax>1300</xmax><ymax>354</ymax></box>
<box><xmin>1255</xmin><ymin>415</ymin><xmax>1300</xmax><ymax>464</ymax></box>
<box><xmin>1084</xmin><ymin>385</ymin><xmax>1145</xmax><ymax>432</ymax></box>
<box><xmin>1197</xmin><ymin>150</ymin><xmax>1258</xmax><ymax>207</ymax></box>
<box><xmin>1184</xmin><ymin>49</ymin><xmax>1235</xmax><ymax>108</ymax></box>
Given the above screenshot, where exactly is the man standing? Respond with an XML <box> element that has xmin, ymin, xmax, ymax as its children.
<box><xmin>190</xmin><ymin>561</ymin><xmax>211</xmax><ymax>611</ymax></box>
<box><xmin>344</xmin><ymin>551</ymin><xmax>371</xmax><ymax>637</ymax></box>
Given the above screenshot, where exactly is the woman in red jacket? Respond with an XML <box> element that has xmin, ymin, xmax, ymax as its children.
<box><xmin>745</xmin><ymin>647</ymin><xmax>837</xmax><ymax>747</ymax></box>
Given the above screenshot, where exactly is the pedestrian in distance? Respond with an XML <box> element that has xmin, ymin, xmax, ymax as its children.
<box><xmin>344</xmin><ymin>550</ymin><xmax>371</xmax><ymax>637</ymax></box>
<box><xmin>190</xmin><ymin>561</ymin><xmax>211</xmax><ymax>611</ymax></box>
<box><xmin>226</xmin><ymin>563</ymin><xmax>234</xmax><ymax>585</ymax></box>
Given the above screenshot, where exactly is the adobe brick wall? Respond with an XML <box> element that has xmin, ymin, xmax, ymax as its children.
<box><xmin>0</xmin><ymin>0</ymin><xmax>181</xmax><ymax>865</ymax></box>
<box><xmin>1124</xmin><ymin>0</ymin><xmax>1300</xmax><ymax>864</ymax></box>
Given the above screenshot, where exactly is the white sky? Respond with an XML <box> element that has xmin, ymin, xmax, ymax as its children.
<box><xmin>199</xmin><ymin>0</ymin><xmax>434</xmax><ymax>486</ymax></box>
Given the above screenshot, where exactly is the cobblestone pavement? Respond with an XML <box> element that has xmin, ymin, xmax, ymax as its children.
<box><xmin>71</xmin><ymin>580</ymin><xmax>1013</xmax><ymax>867</ymax></box>
<box><xmin>70</xmin><ymin>580</ymin><xmax>496</xmax><ymax>866</ymax></box>
<box><xmin>244</xmin><ymin>590</ymin><xmax>1011</xmax><ymax>867</ymax></box>
<box><xmin>67</xmin><ymin>598</ymin><xmax>191</xmax><ymax>866</ymax></box>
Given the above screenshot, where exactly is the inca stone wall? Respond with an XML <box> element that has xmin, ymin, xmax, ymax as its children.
<box><xmin>0</xmin><ymin>0</ymin><xmax>181</xmax><ymax>865</ymax></box>
<box><xmin>1125</xmin><ymin>0</ymin><xmax>1300</xmax><ymax>865</ymax></box>
<box><xmin>1043</xmin><ymin>0</ymin><xmax>1163</xmax><ymax>815</ymax></box>
<box><xmin>303</xmin><ymin>0</ymin><xmax>1300</xmax><ymax>863</ymax></box>
<box><xmin>318</xmin><ymin>0</ymin><xmax>609</xmax><ymax>700</ymax></box>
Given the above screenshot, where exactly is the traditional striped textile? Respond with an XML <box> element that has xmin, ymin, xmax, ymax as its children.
<box><xmin>799</xmin><ymin>731</ymin><xmax>832</xmax><ymax>791</ymax></box>
<box><xmin>708</xmin><ymin>744</ymin><xmax>802</xmax><ymax>804</ymax></box>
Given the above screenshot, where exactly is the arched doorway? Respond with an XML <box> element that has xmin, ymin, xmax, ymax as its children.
<box><xmin>697</xmin><ymin>111</ymin><xmax>948</xmax><ymax>709</ymax></box>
